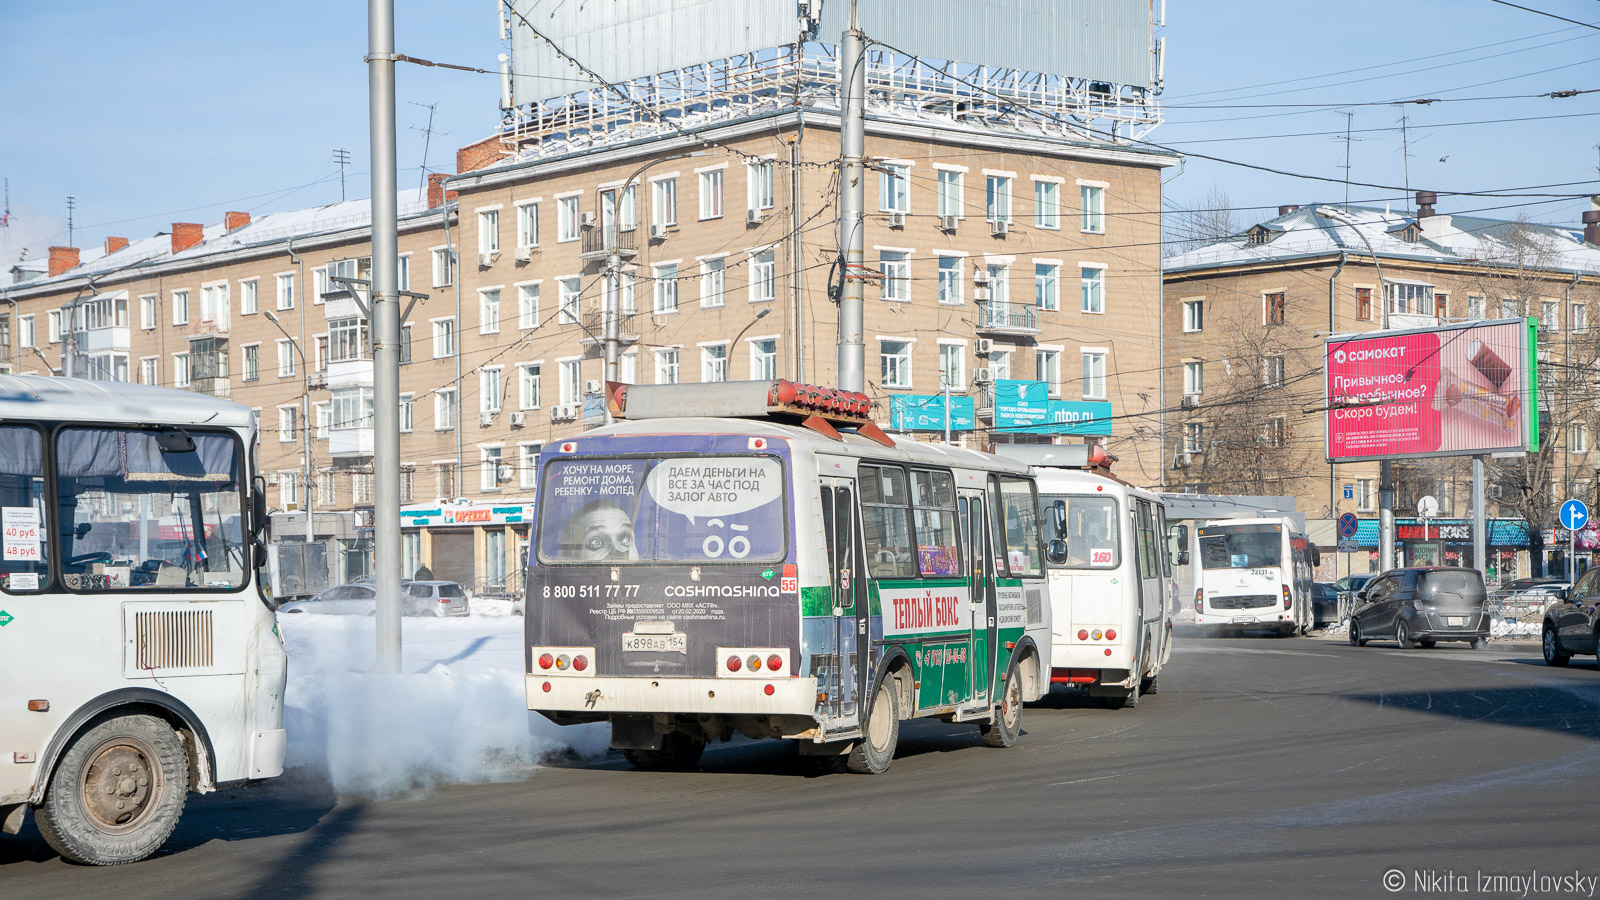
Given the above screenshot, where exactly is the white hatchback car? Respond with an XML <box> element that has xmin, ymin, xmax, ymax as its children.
<box><xmin>278</xmin><ymin>580</ymin><xmax>469</xmax><ymax>617</ymax></box>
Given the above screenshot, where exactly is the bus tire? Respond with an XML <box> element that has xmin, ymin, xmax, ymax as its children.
<box><xmin>846</xmin><ymin>677</ymin><xmax>899</xmax><ymax>774</ymax></box>
<box><xmin>622</xmin><ymin>732</ymin><xmax>706</xmax><ymax>771</ymax></box>
<box><xmin>33</xmin><ymin>714</ymin><xmax>189</xmax><ymax>866</ymax></box>
<box><xmin>980</xmin><ymin>665</ymin><xmax>1023</xmax><ymax>748</ymax></box>
<box><xmin>1140</xmin><ymin>672</ymin><xmax>1158</xmax><ymax>695</ymax></box>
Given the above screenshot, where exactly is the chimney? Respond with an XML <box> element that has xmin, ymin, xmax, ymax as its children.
<box><xmin>1278</xmin><ymin>204</ymin><xmax>1299</xmax><ymax>216</ymax></box>
<box><xmin>47</xmin><ymin>246</ymin><xmax>80</xmax><ymax>277</ymax></box>
<box><xmin>1416</xmin><ymin>190</ymin><xmax>1438</xmax><ymax>219</ymax></box>
<box><xmin>1584</xmin><ymin>209</ymin><xmax>1600</xmax><ymax>247</ymax></box>
<box><xmin>224</xmin><ymin>211</ymin><xmax>251</xmax><ymax>232</ymax></box>
<box><xmin>105</xmin><ymin>236</ymin><xmax>129</xmax><ymax>255</ymax></box>
<box><xmin>427</xmin><ymin>173</ymin><xmax>458</xmax><ymax>210</ymax></box>
<box><xmin>171</xmin><ymin>222</ymin><xmax>204</xmax><ymax>255</ymax></box>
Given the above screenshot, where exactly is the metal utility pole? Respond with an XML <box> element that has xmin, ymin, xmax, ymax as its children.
<box><xmin>368</xmin><ymin>0</ymin><xmax>403</xmax><ymax>674</ymax></box>
<box><xmin>1473</xmin><ymin>456</ymin><xmax>1487</xmax><ymax>582</ymax></box>
<box><xmin>835</xmin><ymin>3</ymin><xmax>866</xmax><ymax>392</ymax></box>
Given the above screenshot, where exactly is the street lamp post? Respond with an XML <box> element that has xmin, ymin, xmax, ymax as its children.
<box><xmin>265</xmin><ymin>311</ymin><xmax>315</xmax><ymax>544</ymax></box>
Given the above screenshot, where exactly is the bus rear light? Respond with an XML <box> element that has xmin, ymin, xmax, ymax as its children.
<box><xmin>555</xmin><ymin>654</ymin><xmax>570</xmax><ymax>670</ymax></box>
<box><xmin>538</xmin><ymin>653</ymin><xmax>554</xmax><ymax>670</ymax></box>
<box><xmin>1195</xmin><ymin>589</ymin><xmax>1204</xmax><ymax>610</ymax></box>
<box><xmin>1104</xmin><ymin>649</ymin><xmax>1112</xmax><ymax>657</ymax></box>
<box><xmin>747</xmin><ymin>654</ymin><xmax>763</xmax><ymax>671</ymax></box>
<box><xmin>1106</xmin><ymin>629</ymin><xmax>1117</xmax><ymax>640</ymax></box>
<box><xmin>766</xmin><ymin>654</ymin><xmax>783</xmax><ymax>672</ymax></box>
<box><xmin>763</xmin><ymin>684</ymin><xmax>775</xmax><ymax>696</ymax></box>
<box><xmin>573</xmin><ymin>654</ymin><xmax>588</xmax><ymax>672</ymax></box>
<box><xmin>530</xmin><ymin>647</ymin><xmax>593</xmax><ymax>676</ymax></box>
<box><xmin>727</xmin><ymin>655</ymin><xmax>743</xmax><ymax>672</ymax></box>
<box><xmin>1077</xmin><ymin>629</ymin><xmax>1089</xmax><ymax>641</ymax></box>
<box><xmin>541</xmin><ymin>681</ymin><xmax>551</xmax><ymax>693</ymax></box>
<box><xmin>1092</xmin><ymin>630</ymin><xmax>1103</xmax><ymax>640</ymax></box>
<box><xmin>1283</xmin><ymin>585</ymin><xmax>1292</xmax><ymax>610</ymax></box>
<box><xmin>718</xmin><ymin>647</ymin><xmax>789</xmax><ymax>678</ymax></box>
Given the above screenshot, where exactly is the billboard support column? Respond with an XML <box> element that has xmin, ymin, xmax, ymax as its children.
<box><xmin>1473</xmin><ymin>455</ymin><xmax>1487</xmax><ymax>582</ymax></box>
<box><xmin>1379</xmin><ymin>460</ymin><xmax>1395</xmax><ymax>570</ymax></box>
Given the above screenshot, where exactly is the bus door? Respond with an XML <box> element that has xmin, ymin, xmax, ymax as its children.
<box><xmin>960</xmin><ymin>488</ymin><xmax>995</xmax><ymax>708</ymax></box>
<box><xmin>820</xmin><ymin>477</ymin><xmax>865</xmax><ymax>729</ymax></box>
<box><xmin>1132</xmin><ymin>499</ymin><xmax>1163</xmax><ymax>658</ymax></box>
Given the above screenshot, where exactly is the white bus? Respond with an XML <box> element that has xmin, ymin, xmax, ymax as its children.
<box><xmin>525</xmin><ymin>381</ymin><xmax>1052</xmax><ymax>774</ymax></box>
<box><xmin>1191</xmin><ymin>517</ymin><xmax>1317</xmax><ymax>636</ymax></box>
<box><xmin>999</xmin><ymin>445</ymin><xmax>1175</xmax><ymax>708</ymax></box>
<box><xmin>0</xmin><ymin>376</ymin><xmax>286</xmax><ymax>865</ymax></box>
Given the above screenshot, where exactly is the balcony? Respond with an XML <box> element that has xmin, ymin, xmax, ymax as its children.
<box><xmin>578</xmin><ymin>308</ymin><xmax>639</xmax><ymax>346</ymax></box>
<box><xmin>976</xmin><ymin>300</ymin><xmax>1040</xmax><ymax>335</ymax></box>
<box><xmin>73</xmin><ymin>325</ymin><xmax>130</xmax><ymax>354</ymax></box>
<box><xmin>329</xmin><ymin>427</ymin><xmax>374</xmax><ymax>459</ymax></box>
<box><xmin>579</xmin><ymin>226</ymin><xmax>638</xmax><ymax>262</ymax></box>
<box><xmin>190</xmin><ymin>377</ymin><xmax>231</xmax><ymax>399</ymax></box>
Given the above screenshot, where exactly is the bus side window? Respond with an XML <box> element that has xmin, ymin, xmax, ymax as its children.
<box><xmin>991</xmin><ymin>476</ymin><xmax>1043</xmax><ymax>578</ymax></box>
<box><xmin>820</xmin><ymin>487</ymin><xmax>836</xmax><ymax>576</ymax></box>
<box><xmin>1155</xmin><ymin>505</ymin><xmax>1173</xmax><ymax>577</ymax></box>
<box><xmin>859</xmin><ymin>465</ymin><xmax>914</xmax><ymax>579</ymax></box>
<box><xmin>1134</xmin><ymin>501</ymin><xmax>1157</xmax><ymax>579</ymax></box>
<box><xmin>0</xmin><ymin>425</ymin><xmax>49</xmax><ymax>593</ymax></box>
<box><xmin>909</xmin><ymin>469</ymin><xmax>960</xmax><ymax>577</ymax></box>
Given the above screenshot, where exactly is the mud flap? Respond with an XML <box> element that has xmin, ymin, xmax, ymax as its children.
<box><xmin>1</xmin><ymin>803</ymin><xmax>25</xmax><ymax>835</ymax></box>
<box><xmin>609</xmin><ymin>715</ymin><xmax>664</xmax><ymax>751</ymax></box>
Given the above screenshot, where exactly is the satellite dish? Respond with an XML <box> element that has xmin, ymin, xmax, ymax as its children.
<box><xmin>1417</xmin><ymin>495</ymin><xmax>1439</xmax><ymax>518</ymax></box>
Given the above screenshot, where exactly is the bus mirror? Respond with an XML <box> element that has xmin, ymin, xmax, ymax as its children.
<box><xmin>251</xmin><ymin>476</ymin><xmax>267</xmax><ymax>538</ymax></box>
<box><xmin>1171</xmin><ymin>523</ymin><xmax>1189</xmax><ymax>545</ymax></box>
<box><xmin>1175</xmin><ymin>549</ymin><xmax>1190</xmax><ymax>566</ymax></box>
<box><xmin>1046</xmin><ymin>539</ymin><xmax>1069</xmax><ymax>565</ymax></box>
<box><xmin>1311</xmin><ymin>547</ymin><xmax>1322</xmax><ymax>567</ymax></box>
<box><xmin>1049</xmin><ymin>500</ymin><xmax>1067</xmax><ymax>539</ymax></box>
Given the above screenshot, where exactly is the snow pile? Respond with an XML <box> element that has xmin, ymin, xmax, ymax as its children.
<box><xmin>279</xmin><ymin>614</ymin><xmax>608</xmax><ymax>799</ymax></box>
<box><xmin>1490</xmin><ymin>617</ymin><xmax>1541</xmax><ymax>639</ymax></box>
<box><xmin>468</xmin><ymin>595</ymin><xmax>520</xmax><ymax>617</ymax></box>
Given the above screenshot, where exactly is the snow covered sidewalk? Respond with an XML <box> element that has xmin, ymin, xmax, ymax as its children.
<box><xmin>278</xmin><ymin>613</ymin><xmax>608</xmax><ymax>799</ymax></box>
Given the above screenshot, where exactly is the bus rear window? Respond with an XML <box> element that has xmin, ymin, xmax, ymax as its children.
<box><xmin>1199</xmin><ymin>525</ymin><xmax>1283</xmax><ymax>569</ymax></box>
<box><xmin>537</xmin><ymin>455</ymin><xmax>786</xmax><ymax>564</ymax></box>
<box><xmin>1043</xmin><ymin>493</ymin><xmax>1118</xmax><ymax>569</ymax></box>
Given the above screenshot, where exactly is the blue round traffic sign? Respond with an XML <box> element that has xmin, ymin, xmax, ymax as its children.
<box><xmin>1337</xmin><ymin>512</ymin><xmax>1359</xmax><ymax>538</ymax></box>
<box><xmin>1560</xmin><ymin>499</ymin><xmax>1589</xmax><ymax>531</ymax></box>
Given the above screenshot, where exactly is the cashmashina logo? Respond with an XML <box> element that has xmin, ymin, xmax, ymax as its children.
<box><xmin>0</xmin><ymin>609</ymin><xmax>13</xmax><ymax>627</ymax></box>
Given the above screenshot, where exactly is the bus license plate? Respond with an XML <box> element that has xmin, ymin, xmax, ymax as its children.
<box><xmin>623</xmin><ymin>632</ymin><xmax>686</xmax><ymax>654</ymax></box>
<box><xmin>1231</xmin><ymin>616</ymin><xmax>1256</xmax><ymax>624</ymax></box>
<box><xmin>1446</xmin><ymin>616</ymin><xmax>1465</xmax><ymax>627</ymax></box>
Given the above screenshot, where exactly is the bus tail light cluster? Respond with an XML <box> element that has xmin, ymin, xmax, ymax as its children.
<box><xmin>1195</xmin><ymin>588</ymin><xmax>1204</xmax><ymax>611</ymax></box>
<box><xmin>1075</xmin><ymin>627</ymin><xmax>1120</xmax><ymax>643</ymax></box>
<box><xmin>717</xmin><ymin>647</ymin><xmax>790</xmax><ymax>679</ymax></box>
<box><xmin>531</xmin><ymin>646</ymin><xmax>595</xmax><ymax>677</ymax></box>
<box><xmin>1282</xmin><ymin>585</ymin><xmax>1292</xmax><ymax>610</ymax></box>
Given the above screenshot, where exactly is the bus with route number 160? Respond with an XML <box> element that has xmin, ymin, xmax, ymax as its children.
<box><xmin>524</xmin><ymin>380</ymin><xmax>1053</xmax><ymax>773</ymax></box>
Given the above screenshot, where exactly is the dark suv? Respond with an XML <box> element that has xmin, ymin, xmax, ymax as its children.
<box><xmin>1349</xmin><ymin>567</ymin><xmax>1489</xmax><ymax>650</ymax></box>
<box><xmin>1542</xmin><ymin>568</ymin><xmax>1598</xmax><ymax>667</ymax></box>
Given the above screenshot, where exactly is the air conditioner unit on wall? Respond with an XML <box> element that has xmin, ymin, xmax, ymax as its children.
<box><xmin>479</xmin><ymin>411</ymin><xmax>495</xmax><ymax>426</ymax></box>
<box><xmin>514</xmin><ymin>245</ymin><xmax>533</xmax><ymax>262</ymax></box>
<box><xmin>974</xmin><ymin>339</ymin><xmax>994</xmax><ymax>356</ymax></box>
<box><xmin>746</xmin><ymin>208</ymin><xmax>763</xmax><ymax>225</ymax></box>
<box><xmin>580</xmin><ymin>211</ymin><xmax>595</xmax><ymax>227</ymax></box>
<box><xmin>972</xmin><ymin>287</ymin><xmax>992</xmax><ymax>303</ymax></box>
<box><xmin>650</xmin><ymin>223</ymin><xmax>669</xmax><ymax>239</ymax></box>
<box><xmin>887</xmin><ymin>212</ymin><xmax>906</xmax><ymax>228</ymax></box>
<box><xmin>938</xmin><ymin>215</ymin><xmax>958</xmax><ymax>232</ymax></box>
<box><xmin>585</xmin><ymin>379</ymin><xmax>602</xmax><ymax>394</ymax></box>
<box><xmin>972</xmin><ymin>270</ymin><xmax>990</xmax><ymax>284</ymax></box>
<box><xmin>990</xmin><ymin>220</ymin><xmax>1009</xmax><ymax>236</ymax></box>
<box><xmin>972</xmin><ymin>367</ymin><xmax>994</xmax><ymax>385</ymax></box>
<box><xmin>1180</xmin><ymin>394</ymin><xmax>1199</xmax><ymax>409</ymax></box>
<box><xmin>510</xmin><ymin>411</ymin><xmax>525</xmax><ymax>427</ymax></box>
<box><xmin>479</xmin><ymin>251</ymin><xmax>496</xmax><ymax>267</ymax></box>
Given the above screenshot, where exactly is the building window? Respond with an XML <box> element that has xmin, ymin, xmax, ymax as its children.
<box><xmin>653</xmin><ymin>177</ymin><xmax>677</xmax><ymax>227</ymax></box>
<box><xmin>700</xmin><ymin>257</ymin><xmax>726</xmax><ymax>308</ymax></box>
<box><xmin>1356</xmin><ymin>286</ymin><xmax>1372</xmax><ymax>321</ymax></box>
<box><xmin>351</xmin><ymin>472</ymin><xmax>373</xmax><ymax>505</ymax></box>
<box><xmin>938</xmin><ymin>343</ymin><xmax>965</xmax><ymax>390</ymax></box>
<box><xmin>478</xmin><ymin>209</ymin><xmax>500</xmax><ymax>256</ymax></box>
<box><xmin>556</xmin><ymin>278</ymin><xmax>581</xmax><ymax>325</ymax></box>
<box><xmin>1035</xmin><ymin>263</ymin><xmax>1059</xmax><ymax>311</ymax></box>
<box><xmin>520</xmin><ymin>443</ymin><xmax>542</xmax><ymax>489</ymax></box>
<box><xmin>881</xmin><ymin>340</ymin><xmax>913</xmax><ymax>388</ymax></box>
<box><xmin>655</xmin><ymin>348</ymin><xmax>679</xmax><ymax>385</ymax></box>
<box><xmin>1036</xmin><ymin>348</ymin><xmax>1061</xmax><ymax>396</ymax></box>
<box><xmin>987</xmin><ymin>263</ymin><xmax>1011</xmax><ymax>305</ymax></box>
<box><xmin>432</xmin><ymin>318</ymin><xmax>456</xmax><ymax>359</ymax></box>
<box><xmin>1356</xmin><ymin>478</ymin><xmax>1374</xmax><ymax>511</ymax></box>
<box><xmin>137</xmin><ymin>356</ymin><xmax>156</xmax><ymax>385</ymax></box>
<box><xmin>1262</xmin><ymin>417</ymin><xmax>1285</xmax><ymax>448</ymax></box>
<box><xmin>937</xmin><ymin>256</ymin><xmax>963</xmax><ymax>305</ymax></box>
<box><xmin>649</xmin><ymin>263</ymin><xmax>678</xmax><ymax>313</ymax></box>
<box><xmin>1080</xmin><ymin>184</ymin><xmax>1105</xmax><ymax>233</ymax></box>
<box><xmin>620</xmin><ymin>351</ymin><xmax>637</xmax><ymax>384</ymax></box>
<box><xmin>618</xmin><ymin>184</ymin><xmax>637</xmax><ymax>232</ymax></box>
<box><xmin>481</xmin><ymin>446</ymin><xmax>503</xmax><ymax>492</ymax></box>
<box><xmin>750</xmin><ymin>338</ymin><xmax>777</xmax><ymax>380</ymax></box>
<box><xmin>937</xmin><ymin>169</ymin><xmax>963</xmax><ymax>219</ymax></box>
<box><xmin>330</xmin><ymin>386</ymin><xmax>373</xmax><ymax>431</ymax></box>
<box><xmin>1183</xmin><ymin>422</ymin><xmax>1204</xmax><ymax>455</ymax></box>
<box><xmin>878</xmin><ymin>164</ymin><xmax>909</xmax><ymax>213</ymax></box>
<box><xmin>699</xmin><ymin>169</ymin><xmax>724</xmax><ymax>219</ymax></box>
<box><xmin>1183</xmin><ymin>298</ymin><xmax>1204</xmax><ymax>332</ymax></box>
<box><xmin>1183</xmin><ymin>361</ymin><xmax>1203</xmax><ymax>396</ymax></box>
<box><xmin>399</xmin><ymin>394</ymin><xmax>413</xmax><ymax>433</ymax></box>
<box><xmin>985</xmin><ymin>175</ymin><xmax>1012</xmax><ymax>223</ymax></box>
<box><xmin>480</xmin><ymin>288</ymin><xmax>501</xmax><ymax>334</ymax></box>
<box><xmin>880</xmin><ymin>251</ymin><xmax>909</xmax><ymax>302</ymax></box>
<box><xmin>1080</xmin><ymin>265</ymin><xmax>1105</xmax><ymax>314</ymax></box>
<box><xmin>316</xmin><ymin>472</ymin><xmax>336</xmax><ymax>506</ymax></box>
<box><xmin>278</xmin><ymin>406</ymin><xmax>297</xmax><ymax>442</ymax></box>
<box><xmin>1571</xmin><ymin>425</ymin><xmax>1588</xmax><ymax>454</ymax></box>
<box><xmin>517</xmin><ymin>202</ymin><xmax>538</xmax><ymax>249</ymax></box>
<box><xmin>329</xmin><ymin>317</ymin><xmax>368</xmax><ymax>363</ymax></box>
<box><xmin>431</xmin><ymin>248</ymin><xmax>454</xmax><ymax>287</ymax></box>
<box><xmin>559</xmin><ymin>360</ymin><xmax>582</xmax><ymax>406</ymax></box>
<box><xmin>1081</xmin><ymin>351</ymin><xmax>1107</xmax><ymax>400</ymax></box>
<box><xmin>171</xmin><ymin>290</ymin><xmax>189</xmax><ymax>325</ymax></box>
<box><xmin>701</xmin><ymin>344</ymin><xmax>728</xmax><ymax>383</ymax></box>
<box><xmin>315</xmin><ymin>403</ymin><xmax>331</xmax><ymax>440</ymax></box>
<box><xmin>1541</xmin><ymin>299</ymin><xmax>1559</xmax><ymax>333</ymax></box>
<box><xmin>194</xmin><ymin>284</ymin><xmax>222</xmax><ymax>324</ymax></box>
<box><xmin>1501</xmin><ymin>298</ymin><xmax>1522</xmax><ymax>319</ymax></box>
<box><xmin>481</xmin><ymin>367</ymin><xmax>503</xmax><ymax>414</ymax></box>
<box><xmin>313</xmin><ymin>335</ymin><xmax>329</xmax><ymax>373</ymax></box>
<box><xmin>750</xmin><ymin>249</ymin><xmax>776</xmax><ymax>303</ymax></box>
<box><xmin>1265</xmin><ymin>291</ymin><xmax>1286</xmax><ymax>325</ymax></box>
<box><xmin>240</xmin><ymin>279</ymin><xmax>258</xmax><ymax>315</ymax></box>
<box><xmin>18</xmin><ymin>314</ymin><xmax>33</xmax><ymax>349</ymax></box>
<box><xmin>242</xmin><ymin>344</ymin><xmax>259</xmax><ymax>382</ymax></box>
<box><xmin>1386</xmin><ymin>282</ymin><xmax>1434</xmax><ymax>316</ymax></box>
<box><xmin>749</xmin><ymin>160</ymin><xmax>776</xmax><ymax>212</ymax></box>
<box><xmin>1034</xmin><ymin>180</ymin><xmax>1059</xmax><ymax>229</ymax></box>
<box><xmin>558</xmin><ymin>196</ymin><xmax>580</xmax><ymax>242</ymax></box>
<box><xmin>1573</xmin><ymin>304</ymin><xmax>1588</xmax><ymax>333</ymax></box>
<box><xmin>271</xmin><ymin>273</ymin><xmax>292</xmax><ymax>311</ymax></box>
<box><xmin>277</xmin><ymin>339</ymin><xmax>296</xmax><ymax>377</ymax></box>
<box><xmin>517</xmin><ymin>283</ymin><xmax>540</xmax><ymax>330</ymax></box>
<box><xmin>1468</xmin><ymin>295</ymin><xmax>1485</xmax><ymax>318</ymax></box>
<box><xmin>519</xmin><ymin>364</ymin><xmax>542</xmax><ymax>409</ymax></box>
<box><xmin>1437</xmin><ymin>292</ymin><xmax>1452</xmax><ymax>321</ymax></box>
<box><xmin>280</xmin><ymin>473</ymin><xmax>299</xmax><ymax>509</ymax></box>
<box><xmin>138</xmin><ymin>295</ymin><xmax>156</xmax><ymax>329</ymax></box>
<box><xmin>989</xmin><ymin>348</ymin><xmax>1011</xmax><ymax>381</ymax></box>
<box><xmin>435</xmin><ymin>389</ymin><xmax>456</xmax><ymax>430</ymax></box>
<box><xmin>1262</xmin><ymin>354</ymin><xmax>1285</xmax><ymax>388</ymax></box>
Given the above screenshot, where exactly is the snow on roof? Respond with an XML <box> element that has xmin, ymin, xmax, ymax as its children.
<box><xmin>1165</xmin><ymin>204</ymin><xmax>1600</xmax><ymax>277</ymax></box>
<box><xmin>10</xmin><ymin>187</ymin><xmax>435</xmax><ymax>290</ymax></box>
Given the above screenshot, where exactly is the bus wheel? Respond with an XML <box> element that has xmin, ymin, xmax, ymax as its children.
<box><xmin>846</xmin><ymin>677</ymin><xmax>900</xmax><ymax>774</ymax></box>
<box><xmin>980</xmin><ymin>667</ymin><xmax>1023</xmax><ymax>748</ymax></box>
<box><xmin>34</xmin><ymin>715</ymin><xmax>189</xmax><ymax>866</ymax></box>
<box><xmin>1140</xmin><ymin>672</ymin><xmax>1159</xmax><ymax>695</ymax></box>
<box><xmin>622</xmin><ymin>732</ymin><xmax>706</xmax><ymax>771</ymax></box>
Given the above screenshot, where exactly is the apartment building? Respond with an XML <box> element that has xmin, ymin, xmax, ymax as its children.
<box><xmin>1163</xmin><ymin>195</ymin><xmax>1600</xmax><ymax>579</ymax></box>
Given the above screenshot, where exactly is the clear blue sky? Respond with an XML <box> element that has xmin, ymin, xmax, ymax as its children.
<box><xmin>2</xmin><ymin>0</ymin><xmax>1597</xmax><ymax>268</ymax></box>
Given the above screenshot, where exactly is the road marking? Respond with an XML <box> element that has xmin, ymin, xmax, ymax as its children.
<box><xmin>1173</xmin><ymin>645</ymin><xmax>1342</xmax><ymax>659</ymax></box>
<box><xmin>1050</xmin><ymin>773</ymin><xmax>1127</xmax><ymax>787</ymax></box>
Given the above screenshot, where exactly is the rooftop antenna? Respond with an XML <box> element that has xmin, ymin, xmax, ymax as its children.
<box><xmin>333</xmin><ymin>148</ymin><xmax>353</xmax><ymax>201</ymax></box>
<box><xmin>408</xmin><ymin>101</ymin><xmax>449</xmax><ymax>194</ymax></box>
<box><xmin>1330</xmin><ymin>111</ymin><xmax>1371</xmax><ymax>211</ymax></box>
<box><xmin>1</xmin><ymin>178</ymin><xmax>11</xmax><ymax>229</ymax></box>
<box><xmin>1399</xmin><ymin>114</ymin><xmax>1411</xmax><ymax>216</ymax></box>
<box><xmin>66</xmin><ymin>195</ymin><xmax>76</xmax><ymax>246</ymax></box>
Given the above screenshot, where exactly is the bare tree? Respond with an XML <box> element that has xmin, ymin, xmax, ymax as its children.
<box><xmin>1166</xmin><ymin>184</ymin><xmax>1241</xmax><ymax>258</ymax></box>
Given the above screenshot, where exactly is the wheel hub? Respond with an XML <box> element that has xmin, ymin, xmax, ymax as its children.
<box><xmin>80</xmin><ymin>740</ymin><xmax>159</xmax><ymax>833</ymax></box>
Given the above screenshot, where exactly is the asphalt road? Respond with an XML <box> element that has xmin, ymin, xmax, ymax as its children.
<box><xmin>6</xmin><ymin>634</ymin><xmax>1600</xmax><ymax>898</ymax></box>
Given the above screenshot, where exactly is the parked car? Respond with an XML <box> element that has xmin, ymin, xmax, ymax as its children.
<box><xmin>278</xmin><ymin>580</ymin><xmax>468</xmax><ymax>617</ymax></box>
<box><xmin>1348</xmin><ymin>567</ymin><xmax>1490</xmax><ymax>650</ymax></box>
<box><xmin>1331</xmin><ymin>573</ymin><xmax>1375</xmax><ymax>598</ymax></box>
<box><xmin>1311</xmin><ymin>582</ymin><xmax>1340</xmax><ymax>628</ymax></box>
<box><xmin>1490</xmin><ymin>577</ymin><xmax>1571</xmax><ymax>602</ymax></box>
<box><xmin>1541</xmin><ymin>567</ymin><xmax>1600</xmax><ymax>667</ymax></box>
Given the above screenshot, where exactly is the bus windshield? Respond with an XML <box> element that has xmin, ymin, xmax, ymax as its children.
<box><xmin>537</xmin><ymin>455</ymin><xmax>786</xmax><ymax>564</ymax></box>
<box><xmin>1042</xmin><ymin>493</ymin><xmax>1118</xmax><ymax>569</ymax></box>
<box><xmin>1199</xmin><ymin>523</ymin><xmax>1283</xmax><ymax>569</ymax></box>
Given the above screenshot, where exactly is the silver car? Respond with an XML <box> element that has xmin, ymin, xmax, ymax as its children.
<box><xmin>404</xmin><ymin>580</ymin><xmax>471</xmax><ymax>617</ymax></box>
<box><xmin>278</xmin><ymin>580</ymin><xmax>468</xmax><ymax>617</ymax></box>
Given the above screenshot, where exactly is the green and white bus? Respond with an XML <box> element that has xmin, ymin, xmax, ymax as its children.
<box><xmin>525</xmin><ymin>381</ymin><xmax>1052</xmax><ymax>773</ymax></box>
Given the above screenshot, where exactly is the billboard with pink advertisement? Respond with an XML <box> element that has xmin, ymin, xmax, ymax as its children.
<box><xmin>1325</xmin><ymin>318</ymin><xmax>1539</xmax><ymax>462</ymax></box>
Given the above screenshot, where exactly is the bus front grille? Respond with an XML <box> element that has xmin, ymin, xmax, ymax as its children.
<box><xmin>1208</xmin><ymin>595</ymin><xmax>1276</xmax><ymax>610</ymax></box>
<box><xmin>133</xmin><ymin>609</ymin><xmax>215</xmax><ymax>671</ymax></box>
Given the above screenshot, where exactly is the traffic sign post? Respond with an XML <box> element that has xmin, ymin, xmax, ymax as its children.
<box><xmin>1561</xmin><ymin>499</ymin><xmax>1588</xmax><ymax>581</ymax></box>
<box><xmin>1337</xmin><ymin>512</ymin><xmax>1359</xmax><ymax>538</ymax></box>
